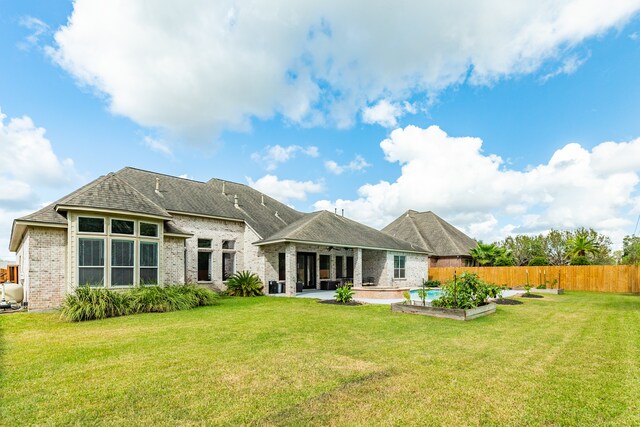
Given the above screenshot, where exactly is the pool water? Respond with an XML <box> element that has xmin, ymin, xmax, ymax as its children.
<box><xmin>409</xmin><ymin>289</ymin><xmax>443</xmax><ymax>301</ymax></box>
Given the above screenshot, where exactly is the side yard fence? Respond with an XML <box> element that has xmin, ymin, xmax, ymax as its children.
<box><xmin>428</xmin><ymin>265</ymin><xmax>640</xmax><ymax>293</ymax></box>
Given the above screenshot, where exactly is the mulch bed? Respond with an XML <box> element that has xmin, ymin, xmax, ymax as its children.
<box><xmin>318</xmin><ymin>300</ymin><xmax>366</xmax><ymax>306</ymax></box>
<box><xmin>493</xmin><ymin>298</ymin><xmax>523</xmax><ymax>305</ymax></box>
<box><xmin>520</xmin><ymin>293</ymin><xmax>544</xmax><ymax>299</ymax></box>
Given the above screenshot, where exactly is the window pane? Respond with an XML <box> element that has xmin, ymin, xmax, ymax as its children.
<box><xmin>79</xmin><ymin>217</ymin><xmax>104</xmax><ymax>233</ymax></box>
<box><xmin>79</xmin><ymin>239</ymin><xmax>104</xmax><ymax>267</ymax></box>
<box><xmin>319</xmin><ymin>255</ymin><xmax>330</xmax><ymax>280</ymax></box>
<box><xmin>140</xmin><ymin>268</ymin><xmax>158</xmax><ymax>285</ymax></box>
<box><xmin>198</xmin><ymin>239</ymin><xmax>212</xmax><ymax>248</ymax></box>
<box><xmin>278</xmin><ymin>253</ymin><xmax>286</xmax><ymax>281</ymax></box>
<box><xmin>112</xmin><ymin>240</ymin><xmax>134</xmax><ymax>266</ymax></box>
<box><xmin>336</xmin><ymin>256</ymin><xmax>343</xmax><ymax>278</ymax></box>
<box><xmin>140</xmin><ymin>222</ymin><xmax>158</xmax><ymax>237</ymax></box>
<box><xmin>140</xmin><ymin>242</ymin><xmax>158</xmax><ymax>267</ymax></box>
<box><xmin>222</xmin><ymin>240</ymin><xmax>235</xmax><ymax>249</ymax></box>
<box><xmin>222</xmin><ymin>252</ymin><xmax>235</xmax><ymax>280</ymax></box>
<box><xmin>79</xmin><ymin>267</ymin><xmax>104</xmax><ymax>286</ymax></box>
<box><xmin>112</xmin><ymin>219</ymin><xmax>134</xmax><ymax>235</ymax></box>
<box><xmin>399</xmin><ymin>256</ymin><xmax>405</xmax><ymax>269</ymax></box>
<box><xmin>112</xmin><ymin>267</ymin><xmax>134</xmax><ymax>286</ymax></box>
<box><xmin>198</xmin><ymin>251</ymin><xmax>212</xmax><ymax>281</ymax></box>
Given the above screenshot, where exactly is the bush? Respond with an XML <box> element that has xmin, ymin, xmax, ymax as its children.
<box><xmin>431</xmin><ymin>272</ymin><xmax>502</xmax><ymax>309</ymax></box>
<box><xmin>528</xmin><ymin>256</ymin><xmax>549</xmax><ymax>266</ymax></box>
<box><xmin>494</xmin><ymin>255</ymin><xmax>515</xmax><ymax>266</ymax></box>
<box><xmin>335</xmin><ymin>283</ymin><xmax>354</xmax><ymax>303</ymax></box>
<box><xmin>570</xmin><ymin>256</ymin><xmax>590</xmax><ymax>265</ymax></box>
<box><xmin>225</xmin><ymin>271</ymin><xmax>264</xmax><ymax>297</ymax></box>
<box><xmin>423</xmin><ymin>279</ymin><xmax>441</xmax><ymax>288</ymax></box>
<box><xmin>61</xmin><ymin>285</ymin><xmax>218</xmax><ymax>322</ymax></box>
<box><xmin>61</xmin><ymin>287</ymin><xmax>131</xmax><ymax>322</ymax></box>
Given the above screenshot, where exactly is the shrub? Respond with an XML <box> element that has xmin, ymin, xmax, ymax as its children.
<box><xmin>402</xmin><ymin>291</ymin><xmax>411</xmax><ymax>305</ymax></box>
<box><xmin>570</xmin><ymin>256</ymin><xmax>590</xmax><ymax>265</ymax></box>
<box><xmin>335</xmin><ymin>283</ymin><xmax>354</xmax><ymax>303</ymax></box>
<box><xmin>494</xmin><ymin>255</ymin><xmax>515</xmax><ymax>266</ymax></box>
<box><xmin>61</xmin><ymin>287</ymin><xmax>131</xmax><ymax>322</ymax></box>
<box><xmin>431</xmin><ymin>272</ymin><xmax>502</xmax><ymax>309</ymax></box>
<box><xmin>423</xmin><ymin>279</ymin><xmax>440</xmax><ymax>288</ymax></box>
<box><xmin>225</xmin><ymin>271</ymin><xmax>264</xmax><ymax>297</ymax></box>
<box><xmin>61</xmin><ymin>285</ymin><xmax>218</xmax><ymax>322</ymax></box>
<box><xmin>528</xmin><ymin>256</ymin><xmax>549</xmax><ymax>266</ymax></box>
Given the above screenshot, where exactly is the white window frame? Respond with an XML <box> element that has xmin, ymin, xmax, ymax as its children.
<box><xmin>222</xmin><ymin>240</ymin><xmax>236</xmax><ymax>281</ymax></box>
<box><xmin>78</xmin><ymin>237</ymin><xmax>106</xmax><ymax>287</ymax></box>
<box><xmin>111</xmin><ymin>239</ymin><xmax>136</xmax><ymax>287</ymax></box>
<box><xmin>393</xmin><ymin>254</ymin><xmax>406</xmax><ymax>279</ymax></box>
<box><xmin>111</xmin><ymin>218</ymin><xmax>136</xmax><ymax>236</ymax></box>
<box><xmin>78</xmin><ymin>216</ymin><xmax>106</xmax><ymax>235</ymax></box>
<box><xmin>139</xmin><ymin>240</ymin><xmax>159</xmax><ymax>286</ymax></box>
<box><xmin>139</xmin><ymin>222</ymin><xmax>159</xmax><ymax>238</ymax></box>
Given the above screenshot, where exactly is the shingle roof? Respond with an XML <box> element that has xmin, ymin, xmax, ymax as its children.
<box><xmin>257</xmin><ymin>210</ymin><xmax>429</xmax><ymax>253</ymax></box>
<box><xmin>381</xmin><ymin>210</ymin><xmax>476</xmax><ymax>256</ymax></box>
<box><xmin>18</xmin><ymin>202</ymin><xmax>67</xmax><ymax>225</ymax></box>
<box><xmin>116</xmin><ymin>167</ymin><xmax>304</xmax><ymax>238</ymax></box>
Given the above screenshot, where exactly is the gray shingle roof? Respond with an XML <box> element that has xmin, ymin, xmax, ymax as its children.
<box><xmin>381</xmin><ymin>210</ymin><xmax>476</xmax><ymax>256</ymax></box>
<box><xmin>116</xmin><ymin>167</ymin><xmax>304</xmax><ymax>238</ymax></box>
<box><xmin>18</xmin><ymin>202</ymin><xmax>67</xmax><ymax>225</ymax></box>
<box><xmin>257</xmin><ymin>210</ymin><xmax>429</xmax><ymax>253</ymax></box>
<box><xmin>56</xmin><ymin>173</ymin><xmax>171</xmax><ymax>218</ymax></box>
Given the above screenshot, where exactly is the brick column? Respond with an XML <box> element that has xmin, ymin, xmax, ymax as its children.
<box><xmin>353</xmin><ymin>247</ymin><xmax>363</xmax><ymax>287</ymax></box>
<box><xmin>285</xmin><ymin>243</ymin><xmax>297</xmax><ymax>296</ymax></box>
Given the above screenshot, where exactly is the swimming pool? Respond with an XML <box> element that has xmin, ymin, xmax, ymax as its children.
<box><xmin>409</xmin><ymin>289</ymin><xmax>443</xmax><ymax>302</ymax></box>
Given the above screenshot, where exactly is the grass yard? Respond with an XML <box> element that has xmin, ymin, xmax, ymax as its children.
<box><xmin>1</xmin><ymin>292</ymin><xmax>640</xmax><ymax>426</ymax></box>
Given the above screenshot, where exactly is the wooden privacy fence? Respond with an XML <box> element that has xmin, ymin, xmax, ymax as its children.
<box><xmin>428</xmin><ymin>265</ymin><xmax>640</xmax><ymax>293</ymax></box>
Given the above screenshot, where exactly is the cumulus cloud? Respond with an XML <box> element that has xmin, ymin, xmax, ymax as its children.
<box><xmin>314</xmin><ymin>125</ymin><xmax>640</xmax><ymax>245</ymax></box>
<box><xmin>247</xmin><ymin>174</ymin><xmax>324</xmax><ymax>203</ymax></box>
<box><xmin>47</xmin><ymin>0</ymin><xmax>640</xmax><ymax>140</ymax></box>
<box><xmin>362</xmin><ymin>100</ymin><xmax>414</xmax><ymax>128</ymax></box>
<box><xmin>324</xmin><ymin>155</ymin><xmax>371</xmax><ymax>175</ymax></box>
<box><xmin>0</xmin><ymin>109</ymin><xmax>78</xmax><ymax>258</ymax></box>
<box><xmin>251</xmin><ymin>144</ymin><xmax>319</xmax><ymax>171</ymax></box>
<box><xmin>143</xmin><ymin>136</ymin><xmax>173</xmax><ymax>157</ymax></box>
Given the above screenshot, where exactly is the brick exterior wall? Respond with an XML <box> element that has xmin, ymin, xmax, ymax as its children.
<box><xmin>429</xmin><ymin>256</ymin><xmax>473</xmax><ymax>268</ymax></box>
<box><xmin>20</xmin><ymin>227</ymin><xmax>67</xmax><ymax>311</ymax></box>
<box><xmin>163</xmin><ymin>237</ymin><xmax>185</xmax><ymax>284</ymax></box>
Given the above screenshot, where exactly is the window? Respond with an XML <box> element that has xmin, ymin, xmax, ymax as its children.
<box><xmin>319</xmin><ymin>255</ymin><xmax>330</xmax><ymax>279</ymax></box>
<box><xmin>112</xmin><ymin>219</ymin><xmax>134</xmax><ymax>235</ymax></box>
<box><xmin>394</xmin><ymin>255</ymin><xmax>406</xmax><ymax>279</ymax></box>
<box><xmin>346</xmin><ymin>256</ymin><xmax>354</xmax><ymax>279</ymax></box>
<box><xmin>79</xmin><ymin>217</ymin><xmax>104</xmax><ymax>233</ymax></box>
<box><xmin>140</xmin><ymin>222</ymin><xmax>158</xmax><ymax>237</ymax></box>
<box><xmin>278</xmin><ymin>253</ymin><xmax>286</xmax><ymax>281</ymax></box>
<box><xmin>336</xmin><ymin>256</ymin><xmax>344</xmax><ymax>278</ymax></box>
<box><xmin>78</xmin><ymin>238</ymin><xmax>105</xmax><ymax>286</ymax></box>
<box><xmin>198</xmin><ymin>252</ymin><xmax>212</xmax><ymax>282</ymax></box>
<box><xmin>222</xmin><ymin>240</ymin><xmax>236</xmax><ymax>280</ymax></box>
<box><xmin>198</xmin><ymin>239</ymin><xmax>212</xmax><ymax>248</ymax></box>
<box><xmin>111</xmin><ymin>240</ymin><xmax>134</xmax><ymax>286</ymax></box>
<box><xmin>140</xmin><ymin>242</ymin><xmax>159</xmax><ymax>285</ymax></box>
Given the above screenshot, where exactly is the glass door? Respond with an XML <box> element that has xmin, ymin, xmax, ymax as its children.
<box><xmin>296</xmin><ymin>252</ymin><xmax>317</xmax><ymax>289</ymax></box>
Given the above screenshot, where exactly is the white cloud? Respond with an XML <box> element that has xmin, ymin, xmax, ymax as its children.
<box><xmin>247</xmin><ymin>174</ymin><xmax>324</xmax><ymax>203</ymax></box>
<box><xmin>0</xmin><ymin>109</ymin><xmax>78</xmax><ymax>259</ymax></box>
<box><xmin>314</xmin><ymin>125</ymin><xmax>640</xmax><ymax>245</ymax></box>
<box><xmin>324</xmin><ymin>155</ymin><xmax>371</xmax><ymax>175</ymax></box>
<box><xmin>362</xmin><ymin>100</ymin><xmax>405</xmax><ymax>127</ymax></box>
<box><xmin>143</xmin><ymin>136</ymin><xmax>173</xmax><ymax>157</ymax></box>
<box><xmin>540</xmin><ymin>53</ymin><xmax>591</xmax><ymax>82</ymax></box>
<box><xmin>48</xmin><ymin>1</ymin><xmax>640</xmax><ymax>139</ymax></box>
<box><xmin>18</xmin><ymin>16</ymin><xmax>49</xmax><ymax>50</ymax></box>
<box><xmin>251</xmin><ymin>144</ymin><xmax>319</xmax><ymax>171</ymax></box>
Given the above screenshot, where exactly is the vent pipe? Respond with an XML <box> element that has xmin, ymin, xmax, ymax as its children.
<box><xmin>334</xmin><ymin>208</ymin><xmax>337</xmax><ymax>215</ymax></box>
<box><xmin>261</xmin><ymin>194</ymin><xmax>265</xmax><ymax>206</ymax></box>
<box><xmin>234</xmin><ymin>194</ymin><xmax>239</xmax><ymax>208</ymax></box>
<box><xmin>275</xmin><ymin>211</ymin><xmax>279</xmax><ymax>218</ymax></box>
<box><xmin>155</xmin><ymin>178</ymin><xmax>160</xmax><ymax>192</ymax></box>
<box><xmin>341</xmin><ymin>209</ymin><xmax>344</xmax><ymax>217</ymax></box>
<box><xmin>222</xmin><ymin>182</ymin><xmax>226</xmax><ymax>195</ymax></box>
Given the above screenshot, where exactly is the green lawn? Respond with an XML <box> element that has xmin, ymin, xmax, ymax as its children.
<box><xmin>1</xmin><ymin>292</ymin><xmax>639</xmax><ymax>426</ymax></box>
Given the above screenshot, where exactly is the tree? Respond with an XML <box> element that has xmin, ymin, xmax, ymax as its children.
<box><xmin>545</xmin><ymin>229</ymin><xmax>569</xmax><ymax>266</ymax></box>
<box><xmin>469</xmin><ymin>242</ymin><xmax>497</xmax><ymax>266</ymax></box>
<box><xmin>566</xmin><ymin>231</ymin><xmax>600</xmax><ymax>259</ymax></box>
<box><xmin>622</xmin><ymin>236</ymin><xmax>640</xmax><ymax>265</ymax></box>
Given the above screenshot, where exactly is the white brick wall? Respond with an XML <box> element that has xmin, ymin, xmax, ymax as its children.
<box><xmin>163</xmin><ymin>237</ymin><xmax>185</xmax><ymax>284</ymax></box>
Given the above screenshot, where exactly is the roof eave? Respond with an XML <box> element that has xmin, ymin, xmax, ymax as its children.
<box><xmin>55</xmin><ymin>204</ymin><xmax>172</xmax><ymax>221</ymax></box>
<box><xmin>255</xmin><ymin>238</ymin><xmax>430</xmax><ymax>255</ymax></box>
<box><xmin>9</xmin><ymin>220</ymin><xmax>68</xmax><ymax>252</ymax></box>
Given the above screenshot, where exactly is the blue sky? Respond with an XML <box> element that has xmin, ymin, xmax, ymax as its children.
<box><xmin>1</xmin><ymin>1</ymin><xmax>640</xmax><ymax>258</ymax></box>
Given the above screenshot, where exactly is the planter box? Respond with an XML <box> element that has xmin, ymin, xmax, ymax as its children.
<box><xmin>391</xmin><ymin>302</ymin><xmax>496</xmax><ymax>321</ymax></box>
<box><xmin>533</xmin><ymin>288</ymin><xmax>564</xmax><ymax>295</ymax></box>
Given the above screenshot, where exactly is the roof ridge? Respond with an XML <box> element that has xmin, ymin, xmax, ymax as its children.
<box><xmin>406</xmin><ymin>210</ymin><xmax>431</xmax><ymax>251</ymax></box>
<box><xmin>118</xmin><ymin>166</ymin><xmax>207</xmax><ymax>184</ymax></box>
<box><xmin>56</xmin><ymin>174</ymin><xmax>111</xmax><ymax>206</ymax></box>
<box><xmin>109</xmin><ymin>174</ymin><xmax>171</xmax><ymax>217</ymax></box>
<box><xmin>432</xmin><ymin>212</ymin><xmax>473</xmax><ymax>253</ymax></box>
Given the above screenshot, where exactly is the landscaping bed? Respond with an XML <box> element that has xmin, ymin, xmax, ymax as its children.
<box><xmin>391</xmin><ymin>301</ymin><xmax>496</xmax><ymax>320</ymax></box>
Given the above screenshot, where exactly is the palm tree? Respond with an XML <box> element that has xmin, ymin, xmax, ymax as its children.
<box><xmin>469</xmin><ymin>242</ymin><xmax>498</xmax><ymax>266</ymax></box>
<box><xmin>566</xmin><ymin>234</ymin><xmax>599</xmax><ymax>258</ymax></box>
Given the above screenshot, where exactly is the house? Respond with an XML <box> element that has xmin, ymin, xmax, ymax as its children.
<box><xmin>9</xmin><ymin>167</ymin><xmax>430</xmax><ymax>310</ymax></box>
<box><xmin>382</xmin><ymin>210</ymin><xmax>477</xmax><ymax>268</ymax></box>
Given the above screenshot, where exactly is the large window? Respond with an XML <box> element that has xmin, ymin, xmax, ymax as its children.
<box><xmin>140</xmin><ymin>242</ymin><xmax>159</xmax><ymax>285</ymax></box>
<box><xmin>393</xmin><ymin>255</ymin><xmax>406</xmax><ymax>279</ymax></box>
<box><xmin>222</xmin><ymin>240</ymin><xmax>236</xmax><ymax>280</ymax></box>
<box><xmin>197</xmin><ymin>239</ymin><xmax>212</xmax><ymax>282</ymax></box>
<box><xmin>278</xmin><ymin>253</ymin><xmax>286</xmax><ymax>281</ymax></box>
<box><xmin>319</xmin><ymin>255</ymin><xmax>330</xmax><ymax>279</ymax></box>
<box><xmin>140</xmin><ymin>222</ymin><xmax>158</xmax><ymax>237</ymax></box>
<box><xmin>78</xmin><ymin>238</ymin><xmax>105</xmax><ymax>286</ymax></box>
<box><xmin>79</xmin><ymin>217</ymin><xmax>104</xmax><ymax>233</ymax></box>
<box><xmin>112</xmin><ymin>240</ymin><xmax>134</xmax><ymax>286</ymax></box>
<box><xmin>336</xmin><ymin>256</ymin><xmax>344</xmax><ymax>278</ymax></box>
<box><xmin>346</xmin><ymin>256</ymin><xmax>354</xmax><ymax>279</ymax></box>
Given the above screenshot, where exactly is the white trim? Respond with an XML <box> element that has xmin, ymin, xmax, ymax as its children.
<box><xmin>56</xmin><ymin>205</ymin><xmax>171</xmax><ymax>220</ymax></box>
<box><xmin>13</xmin><ymin>220</ymin><xmax>67</xmax><ymax>229</ymax></box>
<box><xmin>77</xmin><ymin>215</ymin><xmax>106</xmax><ymax>235</ymax></box>
<box><xmin>255</xmin><ymin>238</ymin><xmax>430</xmax><ymax>255</ymax></box>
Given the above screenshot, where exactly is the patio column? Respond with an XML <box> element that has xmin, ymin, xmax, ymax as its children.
<box><xmin>353</xmin><ymin>247</ymin><xmax>363</xmax><ymax>287</ymax></box>
<box><xmin>285</xmin><ymin>243</ymin><xmax>297</xmax><ymax>296</ymax></box>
